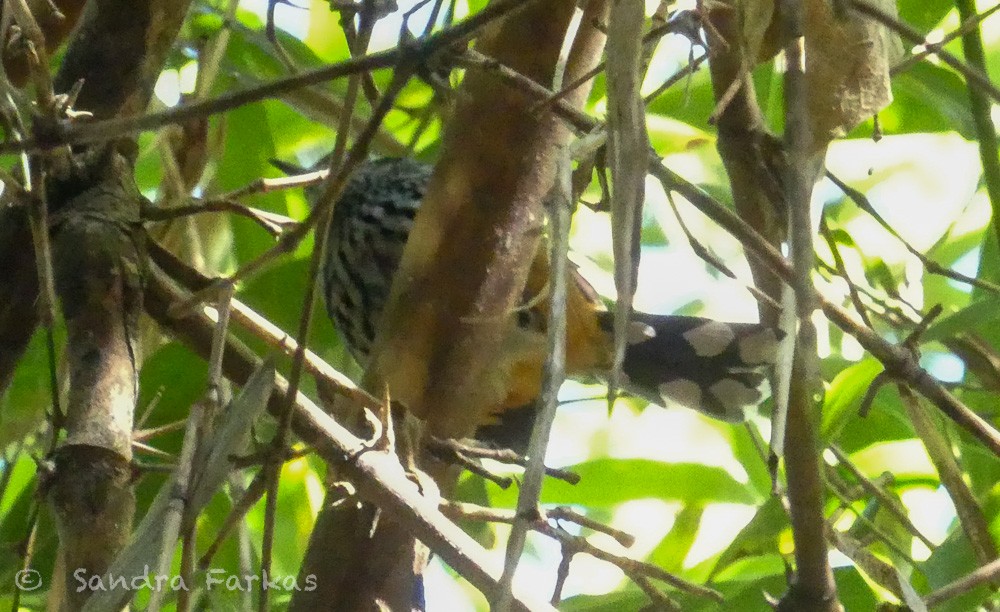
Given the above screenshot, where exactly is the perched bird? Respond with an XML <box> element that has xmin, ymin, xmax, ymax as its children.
<box><xmin>277</xmin><ymin>157</ymin><xmax>781</xmax><ymax>444</ymax></box>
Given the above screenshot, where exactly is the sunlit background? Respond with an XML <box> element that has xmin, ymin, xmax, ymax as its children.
<box><xmin>168</xmin><ymin>1</ymin><xmax>990</xmax><ymax>609</ymax></box>
<box><xmin>0</xmin><ymin>0</ymin><xmax>989</xmax><ymax>609</ymax></box>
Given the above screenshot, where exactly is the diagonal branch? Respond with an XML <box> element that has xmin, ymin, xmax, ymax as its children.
<box><xmin>143</xmin><ymin>262</ymin><xmax>554</xmax><ymax>612</ymax></box>
<box><xmin>0</xmin><ymin>0</ymin><xmax>535</xmax><ymax>155</ymax></box>
<box><xmin>652</xmin><ymin>162</ymin><xmax>1000</xmax><ymax>458</ymax></box>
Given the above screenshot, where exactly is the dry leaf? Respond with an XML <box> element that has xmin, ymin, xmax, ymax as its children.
<box><xmin>805</xmin><ymin>0</ymin><xmax>903</xmax><ymax>143</ymax></box>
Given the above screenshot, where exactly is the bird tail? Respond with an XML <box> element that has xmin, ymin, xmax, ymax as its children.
<box><xmin>475</xmin><ymin>312</ymin><xmax>783</xmax><ymax>451</ymax></box>
<box><xmin>607</xmin><ymin>312</ymin><xmax>783</xmax><ymax>422</ymax></box>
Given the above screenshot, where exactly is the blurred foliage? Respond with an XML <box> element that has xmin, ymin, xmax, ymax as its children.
<box><xmin>2</xmin><ymin>0</ymin><xmax>1000</xmax><ymax>610</ymax></box>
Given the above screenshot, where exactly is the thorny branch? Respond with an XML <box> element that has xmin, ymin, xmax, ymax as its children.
<box><xmin>0</xmin><ymin>0</ymin><xmax>535</xmax><ymax>155</ymax></box>
<box><xmin>144</xmin><ymin>262</ymin><xmax>552</xmax><ymax>612</ymax></box>
<box><xmin>153</xmin><ymin>11</ymin><xmax>1000</xmax><ymax>607</ymax></box>
<box><xmin>259</xmin><ymin>58</ymin><xmax>413</xmax><ymax>612</ymax></box>
<box><xmin>445</xmin><ymin>9</ymin><xmax>1000</xmax><ymax>461</ymax></box>
<box><xmin>3</xmin><ymin>0</ymin><xmax>998</xmax><ymax>608</ymax></box>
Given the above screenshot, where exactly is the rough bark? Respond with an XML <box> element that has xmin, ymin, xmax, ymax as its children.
<box><xmin>705</xmin><ymin>7</ymin><xmax>785</xmax><ymax>325</ymax></box>
<box><xmin>292</xmin><ymin>0</ymin><xmax>609</xmax><ymax>608</ymax></box>
<box><xmin>0</xmin><ymin>1</ymin><xmax>193</xmax><ymax>608</ymax></box>
<box><xmin>705</xmin><ymin>4</ymin><xmax>840</xmax><ymax>610</ymax></box>
<box><xmin>143</xmin><ymin>257</ymin><xmax>550</xmax><ymax>612</ymax></box>
<box><xmin>370</xmin><ymin>0</ymin><xmax>608</xmax><ymax>440</ymax></box>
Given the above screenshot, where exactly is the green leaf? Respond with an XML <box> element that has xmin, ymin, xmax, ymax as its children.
<box><xmin>711</xmin><ymin>554</ymin><xmax>785</xmax><ymax>584</ymax></box>
<box><xmin>215</xmin><ymin>102</ymin><xmax>288</xmax><ymax>264</ymax></box>
<box><xmin>726</xmin><ymin>426</ymin><xmax>773</xmax><ymax>498</ymax></box>
<box><xmin>962</xmin><ymin>441</ymin><xmax>1000</xmax><ymax>496</ymax></box>
<box><xmin>836</xmin><ymin>389</ymin><xmax>917</xmax><ymax>454</ymax></box>
<box><xmin>828</xmin><ymin>227</ymin><xmax>856</xmax><ymax>248</ymax></box>
<box><xmin>821</xmin><ymin>358</ymin><xmax>885</xmax><ymax>443</ymax></box>
<box><xmin>304</xmin><ymin>1</ymin><xmax>352</xmax><ymax>61</ymax></box>
<box><xmin>0</xmin><ymin>334</ymin><xmax>48</xmax><ymax>449</ymax></box>
<box><xmin>710</xmin><ymin>497</ymin><xmax>788</xmax><ymax>582</ymax></box>
<box><xmin>646</xmin><ymin>70</ymin><xmax>717</xmax><ymax>136</ymax></box>
<box><xmin>833</xmin><ymin>566</ymin><xmax>881</xmax><ymax>612</ymax></box>
<box><xmin>488</xmin><ymin>459</ymin><xmax>759</xmax><ymax>510</ymax></box>
<box><xmin>886</xmin><ymin>62</ymin><xmax>976</xmax><ymax>139</ymax></box>
<box><xmin>863</xmin><ymin>257</ymin><xmax>901</xmax><ymax>297</ymax></box>
<box><xmin>561</xmin><ymin>589</ymin><xmax>647</xmax><ymax>611</ymax></box>
<box><xmin>0</xmin><ymin>454</ymin><xmax>37</xmax><ymax>583</ymax></box>
<box><xmin>924</xmin><ymin>298</ymin><xmax>1000</xmax><ymax>343</ymax></box>
<box><xmin>921</xmin><ymin>532</ymin><xmax>991</xmax><ymax>612</ymax></box>
<box><xmin>138</xmin><ymin>343</ymin><xmax>209</xmax><ymax>454</ymax></box>
<box><xmin>897</xmin><ymin>0</ymin><xmax>954</xmax><ymax>32</ymax></box>
<box><xmin>648</xmin><ymin>504</ymin><xmax>703</xmax><ymax>573</ymax></box>
<box><xmin>685</xmin><ymin>570</ymin><xmax>786</xmax><ymax>612</ymax></box>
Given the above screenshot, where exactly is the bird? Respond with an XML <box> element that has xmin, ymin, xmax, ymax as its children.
<box><xmin>276</xmin><ymin>156</ymin><xmax>782</xmax><ymax>446</ymax></box>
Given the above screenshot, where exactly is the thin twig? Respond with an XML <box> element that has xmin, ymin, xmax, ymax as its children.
<box><xmin>166</xmin><ymin>75</ymin><xmax>409</xmax><ymax>317</ymax></box>
<box><xmin>223</xmin><ymin>169</ymin><xmax>329</xmax><ymax>199</ymax></box>
<box><xmin>827</xmin><ymin>171</ymin><xmax>1000</xmax><ymax>295</ymax></box>
<box><xmin>827</xmin><ymin>445</ymin><xmax>935</xmax><ymax>550</ymax></box>
<box><xmin>825</xmin><ymin>477</ymin><xmax>922</xmax><ymax>570</ymax></box>
<box><xmin>531</xmin><ymin>19</ymin><xmax>694</xmax><ymax>115</ymax></box>
<box><xmin>497</xmin><ymin>10</ymin><xmax>582</xmax><ymax>603</ymax></box>
<box><xmin>819</xmin><ymin>216</ymin><xmax>873</xmax><ymax>328</ymax></box>
<box><xmin>535</xmin><ymin>520</ymin><xmax>721</xmax><ymax>602</ymax></box>
<box><xmin>133</xmin><ymin>419</ymin><xmax>188</xmax><ymax>442</ymax></box>
<box><xmin>143</xmin><ymin>199</ymin><xmax>296</xmax><ymax>238</ymax></box>
<box><xmin>145</xmin><ymin>263</ymin><xmax>553</xmax><ymax>612</ymax></box>
<box><xmin>548</xmin><ymin>506</ymin><xmax>635</xmax><ymax>547</ymax></box>
<box><xmin>924</xmin><ymin>557</ymin><xmax>1000</xmax><ymax>607</ymax></box>
<box><xmin>651</xmin><ymin>161</ymin><xmax>1000</xmax><ymax>457</ymax></box>
<box><xmin>551</xmin><ymin>544</ymin><xmax>572</xmax><ymax>605</ymax></box>
<box><xmin>455</xmin><ymin>50</ymin><xmax>596</xmax><ymax>133</ymax></box>
<box><xmin>642</xmin><ymin>53</ymin><xmax>708</xmax><ymax>104</ymax></box>
<box><xmin>440</xmin><ymin>500</ymin><xmax>718</xmax><ymax>603</ymax></box>
<box><xmin>0</xmin><ymin>0</ymin><xmax>534</xmax><ymax>154</ymax></box>
<box><xmin>265</xmin><ymin>0</ymin><xmax>298</xmax><ymax>70</ymax></box>
<box><xmin>259</xmin><ymin>60</ymin><xmax>416</xmax><ymax>610</ymax></box>
<box><xmin>427</xmin><ymin>438</ymin><xmax>581</xmax><ymax>485</ymax></box>
<box><xmin>132</xmin><ymin>440</ymin><xmax>177</xmax><ymax>460</ymax></box>
<box><xmin>8</xmin><ymin>0</ymin><xmax>56</xmax><ymax>105</ymax></box>
<box><xmin>441</xmin><ymin>501</ymin><xmax>630</xmax><ymax>546</ymax></box>
<box><xmin>661</xmin><ymin>179</ymin><xmax>782</xmax><ymax>313</ymax></box>
<box><xmin>198</xmin><ymin>470</ymin><xmax>269</xmax><ymax>570</ymax></box>
<box><xmin>848</xmin><ymin>0</ymin><xmax>1000</xmax><ymax>106</ymax></box>
<box><xmin>890</xmin><ymin>3</ymin><xmax>1000</xmax><ymax>76</ymax></box>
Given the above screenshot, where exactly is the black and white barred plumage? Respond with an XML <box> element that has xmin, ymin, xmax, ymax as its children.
<box><xmin>280</xmin><ymin>156</ymin><xmax>782</xmax><ymax>423</ymax></box>
<box><xmin>320</xmin><ymin>158</ymin><xmax>431</xmax><ymax>363</ymax></box>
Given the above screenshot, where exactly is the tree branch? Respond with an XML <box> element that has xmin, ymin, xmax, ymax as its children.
<box><xmin>776</xmin><ymin>0</ymin><xmax>840</xmax><ymax>608</ymax></box>
<box><xmin>652</xmin><ymin>163</ymin><xmax>1000</xmax><ymax>457</ymax></box>
<box><xmin>953</xmin><ymin>0</ymin><xmax>1000</xmax><ymax>254</ymax></box>
<box><xmin>143</xmin><ymin>262</ymin><xmax>555</xmax><ymax>612</ymax></box>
